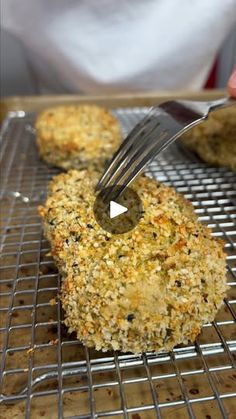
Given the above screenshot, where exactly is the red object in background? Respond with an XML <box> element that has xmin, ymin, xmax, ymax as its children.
<box><xmin>204</xmin><ymin>59</ymin><xmax>218</xmax><ymax>88</ymax></box>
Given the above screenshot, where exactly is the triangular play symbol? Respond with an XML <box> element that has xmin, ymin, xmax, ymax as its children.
<box><xmin>109</xmin><ymin>201</ymin><xmax>128</xmax><ymax>219</ymax></box>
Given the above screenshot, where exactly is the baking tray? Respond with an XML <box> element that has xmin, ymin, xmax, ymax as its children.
<box><xmin>0</xmin><ymin>109</ymin><xmax>236</xmax><ymax>419</ymax></box>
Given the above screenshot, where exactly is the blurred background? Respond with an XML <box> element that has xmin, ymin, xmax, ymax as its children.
<box><xmin>1</xmin><ymin>1</ymin><xmax>236</xmax><ymax>97</ymax></box>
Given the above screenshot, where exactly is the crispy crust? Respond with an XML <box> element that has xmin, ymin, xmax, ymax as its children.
<box><xmin>39</xmin><ymin>170</ymin><xmax>227</xmax><ymax>353</ymax></box>
<box><xmin>181</xmin><ymin>107</ymin><xmax>236</xmax><ymax>171</ymax></box>
<box><xmin>35</xmin><ymin>105</ymin><xmax>122</xmax><ymax>170</ymax></box>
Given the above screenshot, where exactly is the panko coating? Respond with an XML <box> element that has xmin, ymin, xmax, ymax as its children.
<box><xmin>181</xmin><ymin>107</ymin><xmax>236</xmax><ymax>171</ymax></box>
<box><xmin>36</xmin><ymin>105</ymin><xmax>122</xmax><ymax>170</ymax></box>
<box><xmin>39</xmin><ymin>169</ymin><xmax>227</xmax><ymax>353</ymax></box>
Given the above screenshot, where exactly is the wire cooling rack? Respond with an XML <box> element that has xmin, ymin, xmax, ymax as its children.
<box><xmin>0</xmin><ymin>109</ymin><xmax>236</xmax><ymax>419</ymax></box>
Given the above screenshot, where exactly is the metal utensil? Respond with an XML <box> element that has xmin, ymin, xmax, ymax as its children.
<box><xmin>1</xmin><ymin>110</ymin><xmax>236</xmax><ymax>416</ymax></box>
<box><xmin>97</xmin><ymin>97</ymin><xmax>235</xmax><ymax>199</ymax></box>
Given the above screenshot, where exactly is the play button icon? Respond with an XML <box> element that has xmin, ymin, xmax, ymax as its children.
<box><xmin>93</xmin><ymin>186</ymin><xmax>143</xmax><ymax>234</ymax></box>
<box><xmin>110</xmin><ymin>201</ymin><xmax>128</xmax><ymax>219</ymax></box>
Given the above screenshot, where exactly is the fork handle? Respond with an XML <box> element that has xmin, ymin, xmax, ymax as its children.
<box><xmin>177</xmin><ymin>97</ymin><xmax>235</xmax><ymax>118</ymax></box>
<box><xmin>207</xmin><ymin>97</ymin><xmax>235</xmax><ymax>112</ymax></box>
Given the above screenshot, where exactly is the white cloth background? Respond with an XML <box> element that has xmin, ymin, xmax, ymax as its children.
<box><xmin>2</xmin><ymin>0</ymin><xmax>236</xmax><ymax>94</ymax></box>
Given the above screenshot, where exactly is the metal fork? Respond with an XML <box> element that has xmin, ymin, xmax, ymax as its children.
<box><xmin>96</xmin><ymin>97</ymin><xmax>235</xmax><ymax>199</ymax></box>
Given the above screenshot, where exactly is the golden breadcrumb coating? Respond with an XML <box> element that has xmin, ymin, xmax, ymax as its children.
<box><xmin>181</xmin><ymin>107</ymin><xmax>236</xmax><ymax>171</ymax></box>
<box><xmin>35</xmin><ymin>105</ymin><xmax>122</xmax><ymax>170</ymax></box>
<box><xmin>39</xmin><ymin>169</ymin><xmax>227</xmax><ymax>354</ymax></box>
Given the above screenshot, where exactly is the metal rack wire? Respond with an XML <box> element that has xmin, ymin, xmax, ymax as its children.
<box><xmin>0</xmin><ymin>109</ymin><xmax>236</xmax><ymax>418</ymax></box>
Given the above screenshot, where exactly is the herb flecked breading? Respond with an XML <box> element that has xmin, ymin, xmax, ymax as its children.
<box><xmin>35</xmin><ymin>105</ymin><xmax>122</xmax><ymax>170</ymax></box>
<box><xmin>39</xmin><ymin>169</ymin><xmax>227</xmax><ymax>353</ymax></box>
<box><xmin>181</xmin><ymin>107</ymin><xmax>236</xmax><ymax>171</ymax></box>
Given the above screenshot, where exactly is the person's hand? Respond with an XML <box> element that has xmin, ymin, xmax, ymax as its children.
<box><xmin>227</xmin><ymin>68</ymin><xmax>236</xmax><ymax>98</ymax></box>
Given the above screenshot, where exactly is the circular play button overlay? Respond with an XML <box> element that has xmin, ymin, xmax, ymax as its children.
<box><xmin>93</xmin><ymin>186</ymin><xmax>143</xmax><ymax>234</ymax></box>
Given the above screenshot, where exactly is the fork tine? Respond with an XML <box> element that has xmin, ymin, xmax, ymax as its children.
<box><xmin>99</xmin><ymin>112</ymin><xmax>162</xmax><ymax>195</ymax></box>
<box><xmin>103</xmin><ymin>129</ymin><xmax>168</xmax><ymax>202</ymax></box>
<box><xmin>110</xmin><ymin>125</ymin><xmax>196</xmax><ymax>201</ymax></box>
<box><xmin>102</xmin><ymin>120</ymin><xmax>164</xmax><ymax>201</ymax></box>
<box><xmin>104</xmin><ymin>104</ymin><xmax>197</xmax><ymax>200</ymax></box>
<box><xmin>96</xmin><ymin>108</ymin><xmax>154</xmax><ymax>190</ymax></box>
